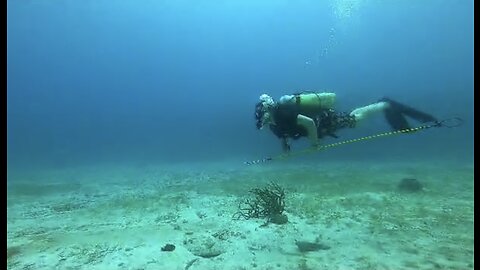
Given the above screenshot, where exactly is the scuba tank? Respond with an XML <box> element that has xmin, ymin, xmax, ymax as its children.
<box><xmin>296</xmin><ymin>92</ymin><xmax>335</xmax><ymax>110</ymax></box>
<box><xmin>279</xmin><ymin>91</ymin><xmax>336</xmax><ymax>115</ymax></box>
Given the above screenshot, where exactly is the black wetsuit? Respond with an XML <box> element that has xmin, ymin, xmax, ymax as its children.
<box><xmin>269</xmin><ymin>102</ymin><xmax>356</xmax><ymax>141</ymax></box>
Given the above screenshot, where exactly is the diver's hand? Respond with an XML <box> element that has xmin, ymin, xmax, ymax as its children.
<box><xmin>279</xmin><ymin>146</ymin><xmax>291</xmax><ymax>158</ymax></box>
<box><xmin>279</xmin><ymin>151</ymin><xmax>291</xmax><ymax>159</ymax></box>
<box><xmin>310</xmin><ymin>139</ymin><xmax>321</xmax><ymax>150</ymax></box>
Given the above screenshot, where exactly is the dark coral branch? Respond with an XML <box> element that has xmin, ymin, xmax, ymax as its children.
<box><xmin>233</xmin><ymin>181</ymin><xmax>286</xmax><ymax>221</ymax></box>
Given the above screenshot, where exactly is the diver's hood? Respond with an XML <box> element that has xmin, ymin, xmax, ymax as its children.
<box><xmin>255</xmin><ymin>94</ymin><xmax>275</xmax><ymax>129</ymax></box>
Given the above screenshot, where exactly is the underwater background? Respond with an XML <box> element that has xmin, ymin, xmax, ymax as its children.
<box><xmin>7</xmin><ymin>0</ymin><xmax>474</xmax><ymax>269</ymax></box>
<box><xmin>7</xmin><ymin>0</ymin><xmax>473</xmax><ymax>170</ymax></box>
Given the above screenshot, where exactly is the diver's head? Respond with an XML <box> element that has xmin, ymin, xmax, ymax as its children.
<box><xmin>255</xmin><ymin>94</ymin><xmax>275</xmax><ymax>129</ymax></box>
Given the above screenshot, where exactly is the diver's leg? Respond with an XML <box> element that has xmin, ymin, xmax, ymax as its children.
<box><xmin>349</xmin><ymin>101</ymin><xmax>390</xmax><ymax>122</ymax></box>
<box><xmin>350</xmin><ymin>98</ymin><xmax>437</xmax><ymax>131</ymax></box>
<box><xmin>349</xmin><ymin>101</ymin><xmax>410</xmax><ymax>130</ymax></box>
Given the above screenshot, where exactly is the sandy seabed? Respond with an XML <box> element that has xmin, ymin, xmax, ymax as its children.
<box><xmin>7</xmin><ymin>159</ymin><xmax>474</xmax><ymax>270</ymax></box>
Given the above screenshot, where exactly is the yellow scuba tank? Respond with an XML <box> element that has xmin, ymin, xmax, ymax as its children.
<box><xmin>294</xmin><ymin>92</ymin><xmax>336</xmax><ymax>114</ymax></box>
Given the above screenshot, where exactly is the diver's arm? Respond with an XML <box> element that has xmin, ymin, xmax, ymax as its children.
<box><xmin>297</xmin><ymin>114</ymin><xmax>320</xmax><ymax>146</ymax></box>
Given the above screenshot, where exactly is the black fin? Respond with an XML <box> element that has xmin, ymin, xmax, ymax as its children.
<box><xmin>384</xmin><ymin>107</ymin><xmax>410</xmax><ymax>130</ymax></box>
<box><xmin>380</xmin><ymin>97</ymin><xmax>438</xmax><ymax>123</ymax></box>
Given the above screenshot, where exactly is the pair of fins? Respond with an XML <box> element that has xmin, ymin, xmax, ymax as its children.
<box><xmin>380</xmin><ymin>97</ymin><xmax>438</xmax><ymax>131</ymax></box>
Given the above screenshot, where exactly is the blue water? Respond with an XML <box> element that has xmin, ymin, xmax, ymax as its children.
<box><xmin>7</xmin><ymin>0</ymin><xmax>474</xmax><ymax>171</ymax></box>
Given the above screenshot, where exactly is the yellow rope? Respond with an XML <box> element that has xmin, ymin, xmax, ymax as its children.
<box><xmin>244</xmin><ymin>118</ymin><xmax>460</xmax><ymax>165</ymax></box>
<box><xmin>272</xmin><ymin>124</ymin><xmax>431</xmax><ymax>161</ymax></box>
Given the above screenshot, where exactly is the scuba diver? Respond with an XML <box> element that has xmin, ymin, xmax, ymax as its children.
<box><xmin>254</xmin><ymin>92</ymin><xmax>438</xmax><ymax>153</ymax></box>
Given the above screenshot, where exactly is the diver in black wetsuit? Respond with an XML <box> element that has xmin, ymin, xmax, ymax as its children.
<box><xmin>254</xmin><ymin>92</ymin><xmax>438</xmax><ymax>153</ymax></box>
